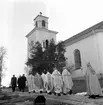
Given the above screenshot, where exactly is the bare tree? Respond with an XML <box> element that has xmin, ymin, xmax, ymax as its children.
<box><xmin>0</xmin><ymin>46</ymin><xmax>7</xmax><ymax>87</ymax></box>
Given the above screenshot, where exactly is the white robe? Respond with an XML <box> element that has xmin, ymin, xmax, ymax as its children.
<box><xmin>46</xmin><ymin>72</ymin><xmax>53</xmax><ymax>93</ymax></box>
<box><xmin>38</xmin><ymin>75</ymin><xmax>44</xmax><ymax>91</ymax></box>
<box><xmin>86</xmin><ymin>63</ymin><xmax>103</xmax><ymax>96</ymax></box>
<box><xmin>34</xmin><ymin>73</ymin><xmax>43</xmax><ymax>92</ymax></box>
<box><xmin>27</xmin><ymin>74</ymin><xmax>35</xmax><ymax>92</ymax></box>
<box><xmin>41</xmin><ymin>73</ymin><xmax>46</xmax><ymax>91</ymax></box>
<box><xmin>62</xmin><ymin>69</ymin><xmax>73</xmax><ymax>94</ymax></box>
<box><xmin>52</xmin><ymin>69</ymin><xmax>63</xmax><ymax>93</ymax></box>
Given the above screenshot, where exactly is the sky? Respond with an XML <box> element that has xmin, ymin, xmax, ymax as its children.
<box><xmin>1</xmin><ymin>0</ymin><xmax>103</xmax><ymax>86</ymax></box>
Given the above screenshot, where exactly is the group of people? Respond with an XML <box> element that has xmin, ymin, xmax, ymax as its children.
<box><xmin>11</xmin><ymin>62</ymin><xmax>103</xmax><ymax>99</ymax></box>
<box><xmin>26</xmin><ymin>67</ymin><xmax>73</xmax><ymax>96</ymax></box>
<box><xmin>11</xmin><ymin>74</ymin><xmax>26</xmax><ymax>92</ymax></box>
<box><xmin>26</xmin><ymin>62</ymin><xmax>103</xmax><ymax>98</ymax></box>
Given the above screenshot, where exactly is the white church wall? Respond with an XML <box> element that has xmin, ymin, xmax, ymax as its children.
<box><xmin>65</xmin><ymin>34</ymin><xmax>100</xmax><ymax>78</ymax></box>
<box><xmin>36</xmin><ymin>30</ymin><xmax>56</xmax><ymax>45</ymax></box>
<box><xmin>28</xmin><ymin>31</ymin><xmax>37</xmax><ymax>43</ymax></box>
<box><xmin>27</xmin><ymin>30</ymin><xmax>37</xmax><ymax>58</ymax></box>
<box><xmin>96</xmin><ymin>32</ymin><xmax>103</xmax><ymax>73</ymax></box>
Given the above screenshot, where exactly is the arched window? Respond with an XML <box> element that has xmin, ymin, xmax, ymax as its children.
<box><xmin>74</xmin><ymin>49</ymin><xmax>81</xmax><ymax>69</ymax></box>
<box><xmin>42</xmin><ymin>20</ymin><xmax>45</xmax><ymax>27</ymax></box>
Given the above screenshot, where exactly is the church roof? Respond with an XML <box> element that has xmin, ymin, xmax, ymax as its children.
<box><xmin>34</xmin><ymin>15</ymin><xmax>49</xmax><ymax>21</ymax></box>
<box><xmin>64</xmin><ymin>21</ymin><xmax>103</xmax><ymax>46</ymax></box>
<box><xmin>25</xmin><ymin>28</ymin><xmax>58</xmax><ymax>38</ymax></box>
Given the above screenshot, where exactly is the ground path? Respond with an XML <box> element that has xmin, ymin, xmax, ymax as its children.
<box><xmin>1</xmin><ymin>88</ymin><xmax>103</xmax><ymax>105</ymax></box>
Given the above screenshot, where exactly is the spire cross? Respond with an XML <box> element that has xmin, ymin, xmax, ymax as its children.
<box><xmin>40</xmin><ymin>12</ymin><xmax>42</xmax><ymax>15</ymax></box>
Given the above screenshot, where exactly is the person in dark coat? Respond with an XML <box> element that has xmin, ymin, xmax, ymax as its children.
<box><xmin>21</xmin><ymin>74</ymin><xmax>26</xmax><ymax>92</ymax></box>
<box><xmin>11</xmin><ymin>75</ymin><xmax>17</xmax><ymax>92</ymax></box>
<box><xmin>17</xmin><ymin>75</ymin><xmax>22</xmax><ymax>92</ymax></box>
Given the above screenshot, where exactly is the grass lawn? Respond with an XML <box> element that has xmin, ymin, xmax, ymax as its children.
<box><xmin>46</xmin><ymin>99</ymin><xmax>73</xmax><ymax>105</ymax></box>
<box><xmin>0</xmin><ymin>94</ymin><xmax>73</xmax><ymax>105</ymax></box>
<box><xmin>0</xmin><ymin>90</ymin><xmax>73</xmax><ymax>105</ymax></box>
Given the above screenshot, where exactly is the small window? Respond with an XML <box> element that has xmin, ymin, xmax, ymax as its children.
<box><xmin>43</xmin><ymin>41</ymin><xmax>46</xmax><ymax>48</ymax></box>
<box><xmin>42</xmin><ymin>20</ymin><xmax>45</xmax><ymax>27</ymax></box>
<box><xmin>36</xmin><ymin>21</ymin><xmax>38</xmax><ymax>27</ymax></box>
<box><xmin>43</xmin><ymin>40</ymin><xmax>49</xmax><ymax>48</ymax></box>
<box><xmin>46</xmin><ymin>40</ymin><xmax>49</xmax><ymax>48</ymax></box>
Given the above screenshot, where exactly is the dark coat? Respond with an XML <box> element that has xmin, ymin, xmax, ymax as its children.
<box><xmin>18</xmin><ymin>77</ymin><xmax>22</xmax><ymax>88</ymax></box>
<box><xmin>20</xmin><ymin>76</ymin><xmax>26</xmax><ymax>89</ymax></box>
<box><xmin>11</xmin><ymin>77</ymin><xmax>17</xmax><ymax>87</ymax></box>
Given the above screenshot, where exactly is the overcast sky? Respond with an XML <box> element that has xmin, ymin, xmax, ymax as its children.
<box><xmin>1</xmin><ymin>0</ymin><xmax>103</xmax><ymax>86</ymax></box>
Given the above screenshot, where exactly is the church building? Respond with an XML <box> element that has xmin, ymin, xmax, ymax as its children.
<box><xmin>64</xmin><ymin>21</ymin><xmax>103</xmax><ymax>78</ymax></box>
<box><xmin>26</xmin><ymin>13</ymin><xmax>103</xmax><ymax>78</ymax></box>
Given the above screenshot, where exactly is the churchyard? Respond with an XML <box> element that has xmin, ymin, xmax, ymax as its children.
<box><xmin>0</xmin><ymin>87</ymin><xmax>103</xmax><ymax>105</ymax></box>
<box><xmin>0</xmin><ymin>75</ymin><xmax>103</xmax><ymax>105</ymax></box>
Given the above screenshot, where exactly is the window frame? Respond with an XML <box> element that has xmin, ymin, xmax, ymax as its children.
<box><xmin>74</xmin><ymin>49</ymin><xmax>81</xmax><ymax>69</ymax></box>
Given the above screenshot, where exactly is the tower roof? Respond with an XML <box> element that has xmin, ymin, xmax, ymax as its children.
<box><xmin>25</xmin><ymin>28</ymin><xmax>58</xmax><ymax>38</ymax></box>
<box><xmin>34</xmin><ymin>14</ymin><xmax>49</xmax><ymax>21</ymax></box>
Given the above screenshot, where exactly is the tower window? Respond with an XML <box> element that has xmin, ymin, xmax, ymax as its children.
<box><xmin>36</xmin><ymin>21</ymin><xmax>38</xmax><ymax>27</ymax></box>
<box><xmin>46</xmin><ymin>40</ymin><xmax>49</xmax><ymax>48</ymax></box>
<box><xmin>74</xmin><ymin>49</ymin><xmax>81</xmax><ymax>69</ymax></box>
<box><xmin>43</xmin><ymin>41</ymin><xmax>46</xmax><ymax>48</ymax></box>
<box><xmin>43</xmin><ymin>40</ymin><xmax>49</xmax><ymax>48</ymax></box>
<box><xmin>42</xmin><ymin>20</ymin><xmax>45</xmax><ymax>27</ymax></box>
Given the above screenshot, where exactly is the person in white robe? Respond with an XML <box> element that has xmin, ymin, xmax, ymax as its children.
<box><xmin>41</xmin><ymin>72</ymin><xmax>47</xmax><ymax>92</ymax></box>
<box><xmin>62</xmin><ymin>67</ymin><xmax>73</xmax><ymax>95</ymax></box>
<box><xmin>34</xmin><ymin>73</ymin><xmax>44</xmax><ymax>93</ymax></box>
<box><xmin>34</xmin><ymin>73</ymin><xmax>41</xmax><ymax>93</ymax></box>
<box><xmin>38</xmin><ymin>74</ymin><xmax>44</xmax><ymax>93</ymax></box>
<box><xmin>46</xmin><ymin>72</ymin><xmax>53</xmax><ymax>94</ymax></box>
<box><xmin>26</xmin><ymin>74</ymin><xmax>35</xmax><ymax>93</ymax></box>
<box><xmin>86</xmin><ymin>62</ymin><xmax>103</xmax><ymax>98</ymax></box>
<box><xmin>52</xmin><ymin>68</ymin><xmax>63</xmax><ymax>96</ymax></box>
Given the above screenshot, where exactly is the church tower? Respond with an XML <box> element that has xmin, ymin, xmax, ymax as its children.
<box><xmin>34</xmin><ymin>12</ymin><xmax>48</xmax><ymax>29</ymax></box>
<box><xmin>26</xmin><ymin>12</ymin><xmax>58</xmax><ymax>58</ymax></box>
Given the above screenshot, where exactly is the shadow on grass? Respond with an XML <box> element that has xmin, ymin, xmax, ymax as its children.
<box><xmin>46</xmin><ymin>99</ymin><xmax>73</xmax><ymax>105</ymax></box>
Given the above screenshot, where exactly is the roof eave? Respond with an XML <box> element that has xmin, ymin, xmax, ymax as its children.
<box><xmin>34</xmin><ymin>15</ymin><xmax>49</xmax><ymax>21</ymax></box>
<box><xmin>25</xmin><ymin>28</ymin><xmax>36</xmax><ymax>38</ymax></box>
<box><xmin>64</xmin><ymin>29</ymin><xmax>103</xmax><ymax>47</ymax></box>
<box><xmin>25</xmin><ymin>28</ymin><xmax>58</xmax><ymax>38</ymax></box>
